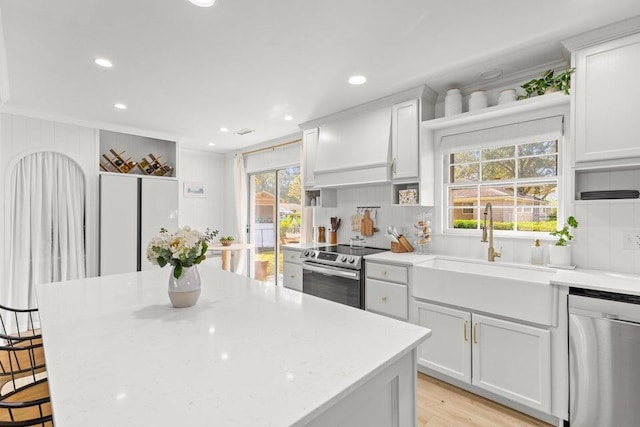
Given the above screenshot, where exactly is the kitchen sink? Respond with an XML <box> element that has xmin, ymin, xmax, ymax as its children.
<box><xmin>414</xmin><ymin>257</ymin><xmax>558</xmax><ymax>326</ymax></box>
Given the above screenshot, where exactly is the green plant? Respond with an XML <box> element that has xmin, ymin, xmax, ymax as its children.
<box><xmin>519</xmin><ymin>68</ymin><xmax>575</xmax><ymax>99</ymax></box>
<box><xmin>550</xmin><ymin>216</ymin><xmax>578</xmax><ymax>246</ymax></box>
<box><xmin>220</xmin><ymin>236</ymin><xmax>235</xmax><ymax>241</ymax></box>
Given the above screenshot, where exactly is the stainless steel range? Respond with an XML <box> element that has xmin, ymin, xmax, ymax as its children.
<box><xmin>300</xmin><ymin>245</ymin><xmax>388</xmax><ymax>309</ymax></box>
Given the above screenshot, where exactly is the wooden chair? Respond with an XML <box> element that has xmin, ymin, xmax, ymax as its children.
<box><xmin>0</xmin><ymin>306</ymin><xmax>52</xmax><ymax>426</ymax></box>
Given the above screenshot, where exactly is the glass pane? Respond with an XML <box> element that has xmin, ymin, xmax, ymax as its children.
<box><xmin>449</xmin><ymin>187</ymin><xmax>478</xmax><ymax>207</ymax></box>
<box><xmin>518</xmin><ymin>140</ymin><xmax>557</xmax><ymax>156</ymax></box>
<box><xmin>449</xmin><ymin>208</ymin><xmax>479</xmax><ymax>230</ymax></box>
<box><xmin>516</xmin><ymin>208</ymin><xmax>558</xmax><ymax>232</ymax></box>
<box><xmin>518</xmin><ymin>155</ymin><xmax>557</xmax><ymax>178</ymax></box>
<box><xmin>450</xmin><ymin>150</ymin><xmax>480</xmax><ymax>164</ymax></box>
<box><xmin>487</xmin><ymin>207</ymin><xmax>515</xmax><ymax>230</ymax></box>
<box><xmin>251</xmin><ymin>171</ymin><xmax>277</xmax><ymax>284</ymax></box>
<box><xmin>482</xmin><ymin>160</ymin><xmax>515</xmax><ymax>181</ymax></box>
<box><xmin>478</xmin><ymin>185</ymin><xmax>515</xmax><ymax>208</ymax></box>
<box><xmin>482</xmin><ymin>146</ymin><xmax>515</xmax><ymax>161</ymax></box>
<box><xmin>516</xmin><ymin>184</ymin><xmax>558</xmax><ymax>206</ymax></box>
<box><xmin>451</xmin><ymin>164</ymin><xmax>479</xmax><ymax>182</ymax></box>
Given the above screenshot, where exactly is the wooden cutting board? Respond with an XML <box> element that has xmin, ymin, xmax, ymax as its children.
<box><xmin>360</xmin><ymin>210</ymin><xmax>374</xmax><ymax>236</ymax></box>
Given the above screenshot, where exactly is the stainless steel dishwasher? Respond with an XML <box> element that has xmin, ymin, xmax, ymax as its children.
<box><xmin>569</xmin><ymin>288</ymin><xmax>640</xmax><ymax>427</ymax></box>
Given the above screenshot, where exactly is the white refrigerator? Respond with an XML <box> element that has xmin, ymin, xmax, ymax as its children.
<box><xmin>99</xmin><ymin>174</ymin><xmax>178</xmax><ymax>276</ymax></box>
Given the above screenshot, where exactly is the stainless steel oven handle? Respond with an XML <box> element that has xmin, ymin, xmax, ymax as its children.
<box><xmin>302</xmin><ymin>262</ymin><xmax>360</xmax><ymax>280</ymax></box>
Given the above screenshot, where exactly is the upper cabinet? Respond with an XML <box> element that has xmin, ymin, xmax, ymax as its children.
<box><xmin>569</xmin><ymin>28</ymin><xmax>640</xmax><ymax>163</ymax></box>
<box><xmin>391</xmin><ymin>99</ymin><xmax>419</xmax><ymax>180</ymax></box>
<box><xmin>302</xmin><ymin>127</ymin><xmax>319</xmax><ymax>188</ymax></box>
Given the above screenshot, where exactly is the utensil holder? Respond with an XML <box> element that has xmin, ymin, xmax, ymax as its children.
<box><xmin>329</xmin><ymin>231</ymin><xmax>337</xmax><ymax>245</ymax></box>
<box><xmin>391</xmin><ymin>236</ymin><xmax>414</xmax><ymax>253</ymax></box>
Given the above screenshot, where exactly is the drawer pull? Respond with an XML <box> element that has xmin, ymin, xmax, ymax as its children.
<box><xmin>381</xmin><ymin>296</ymin><xmax>388</xmax><ymax>303</ymax></box>
<box><xmin>463</xmin><ymin>320</ymin><xmax>468</xmax><ymax>342</ymax></box>
<box><xmin>381</xmin><ymin>270</ymin><xmax>387</xmax><ymax>276</ymax></box>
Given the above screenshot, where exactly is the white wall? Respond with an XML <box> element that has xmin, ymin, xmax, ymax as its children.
<box><xmin>0</xmin><ymin>113</ymin><xmax>99</xmax><ymax>304</ymax></box>
<box><xmin>178</xmin><ymin>149</ymin><xmax>226</xmax><ymax>234</ymax></box>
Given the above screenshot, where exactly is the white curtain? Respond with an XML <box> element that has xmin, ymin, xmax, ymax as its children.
<box><xmin>8</xmin><ymin>152</ymin><xmax>86</xmax><ymax>309</ymax></box>
<box><xmin>233</xmin><ymin>154</ymin><xmax>247</xmax><ymax>274</ymax></box>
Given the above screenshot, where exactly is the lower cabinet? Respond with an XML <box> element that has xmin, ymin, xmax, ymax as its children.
<box><xmin>365</xmin><ymin>261</ymin><xmax>409</xmax><ymax>320</ymax></box>
<box><xmin>414</xmin><ymin>300</ymin><xmax>551</xmax><ymax>413</ymax></box>
<box><xmin>283</xmin><ymin>261</ymin><xmax>302</xmax><ymax>292</ymax></box>
<box><xmin>282</xmin><ymin>247</ymin><xmax>303</xmax><ymax>291</ymax></box>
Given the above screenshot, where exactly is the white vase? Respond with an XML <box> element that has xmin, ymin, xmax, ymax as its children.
<box><xmin>548</xmin><ymin>244</ymin><xmax>572</xmax><ymax>267</ymax></box>
<box><xmin>168</xmin><ymin>265</ymin><xmax>201</xmax><ymax>308</ymax></box>
<box><xmin>444</xmin><ymin>88</ymin><xmax>462</xmax><ymax>116</ymax></box>
<box><xmin>468</xmin><ymin>91</ymin><xmax>488</xmax><ymax>111</ymax></box>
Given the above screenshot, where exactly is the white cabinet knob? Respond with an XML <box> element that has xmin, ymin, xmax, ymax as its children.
<box><xmin>381</xmin><ymin>270</ymin><xmax>387</xmax><ymax>276</ymax></box>
<box><xmin>381</xmin><ymin>296</ymin><xmax>388</xmax><ymax>302</ymax></box>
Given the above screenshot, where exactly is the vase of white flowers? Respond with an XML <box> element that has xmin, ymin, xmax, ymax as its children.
<box><xmin>147</xmin><ymin>226</ymin><xmax>218</xmax><ymax>308</ymax></box>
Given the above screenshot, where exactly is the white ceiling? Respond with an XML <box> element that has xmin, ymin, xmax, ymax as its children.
<box><xmin>1</xmin><ymin>0</ymin><xmax>640</xmax><ymax>152</ymax></box>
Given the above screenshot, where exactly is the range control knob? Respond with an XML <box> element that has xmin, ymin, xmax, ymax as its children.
<box><xmin>348</xmin><ymin>257</ymin><xmax>356</xmax><ymax>264</ymax></box>
<box><xmin>340</xmin><ymin>256</ymin><xmax>348</xmax><ymax>262</ymax></box>
<box><xmin>302</xmin><ymin>250</ymin><xmax>309</xmax><ymax>257</ymax></box>
<box><xmin>310</xmin><ymin>251</ymin><xmax>317</xmax><ymax>258</ymax></box>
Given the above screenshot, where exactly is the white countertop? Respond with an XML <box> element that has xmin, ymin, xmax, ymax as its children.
<box><xmin>364</xmin><ymin>251</ymin><xmax>435</xmax><ymax>266</ymax></box>
<box><xmin>36</xmin><ymin>265</ymin><xmax>429</xmax><ymax>427</ymax></box>
<box><xmin>552</xmin><ymin>268</ymin><xmax>640</xmax><ymax>296</ymax></box>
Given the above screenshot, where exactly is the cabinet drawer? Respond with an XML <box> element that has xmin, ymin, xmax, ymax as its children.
<box><xmin>283</xmin><ymin>249</ymin><xmax>303</xmax><ymax>265</ymax></box>
<box><xmin>283</xmin><ymin>262</ymin><xmax>302</xmax><ymax>291</ymax></box>
<box><xmin>366</xmin><ymin>279</ymin><xmax>408</xmax><ymax>320</ymax></box>
<box><xmin>366</xmin><ymin>262</ymin><xmax>408</xmax><ymax>284</ymax></box>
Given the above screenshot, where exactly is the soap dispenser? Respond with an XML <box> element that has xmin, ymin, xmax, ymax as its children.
<box><xmin>531</xmin><ymin>239</ymin><xmax>544</xmax><ymax>265</ymax></box>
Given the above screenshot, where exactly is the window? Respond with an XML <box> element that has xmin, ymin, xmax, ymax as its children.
<box><xmin>445</xmin><ymin>139</ymin><xmax>559</xmax><ymax>233</ymax></box>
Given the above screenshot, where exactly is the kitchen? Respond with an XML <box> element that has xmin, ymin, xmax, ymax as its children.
<box><xmin>2</xmin><ymin>1</ymin><xmax>640</xmax><ymax>426</ymax></box>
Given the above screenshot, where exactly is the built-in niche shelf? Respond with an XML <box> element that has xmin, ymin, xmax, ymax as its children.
<box><xmin>99</xmin><ymin>130</ymin><xmax>177</xmax><ymax>178</ymax></box>
<box><xmin>304</xmin><ymin>188</ymin><xmax>337</xmax><ymax>208</ymax></box>
<box><xmin>575</xmin><ymin>164</ymin><xmax>640</xmax><ymax>202</ymax></box>
<box><xmin>422</xmin><ymin>91</ymin><xmax>570</xmax><ymax>131</ymax></box>
<box><xmin>392</xmin><ymin>182</ymin><xmax>420</xmax><ymax>206</ymax></box>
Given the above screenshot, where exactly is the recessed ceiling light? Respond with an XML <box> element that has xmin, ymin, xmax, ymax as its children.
<box><xmin>208</xmin><ymin>142</ymin><xmax>216</xmax><ymax>147</ymax></box>
<box><xmin>348</xmin><ymin>75</ymin><xmax>367</xmax><ymax>85</ymax></box>
<box><xmin>94</xmin><ymin>58</ymin><xmax>113</xmax><ymax>68</ymax></box>
<box><xmin>220</xmin><ymin>127</ymin><xmax>228</xmax><ymax>132</ymax></box>
<box><xmin>479</xmin><ymin>69</ymin><xmax>503</xmax><ymax>80</ymax></box>
<box><xmin>284</xmin><ymin>115</ymin><xmax>293</xmax><ymax>121</ymax></box>
<box><xmin>114</xmin><ymin>103</ymin><xmax>127</xmax><ymax>110</ymax></box>
<box><xmin>188</xmin><ymin>0</ymin><xmax>216</xmax><ymax>7</ymax></box>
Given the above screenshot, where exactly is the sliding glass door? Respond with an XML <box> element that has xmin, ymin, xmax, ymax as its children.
<box><xmin>249</xmin><ymin>166</ymin><xmax>301</xmax><ymax>285</ymax></box>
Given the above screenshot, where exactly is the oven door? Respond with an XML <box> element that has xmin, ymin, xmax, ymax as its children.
<box><xmin>302</xmin><ymin>262</ymin><xmax>362</xmax><ymax>309</ymax></box>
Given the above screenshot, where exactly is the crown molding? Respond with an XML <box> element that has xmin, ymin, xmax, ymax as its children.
<box><xmin>562</xmin><ymin>15</ymin><xmax>640</xmax><ymax>52</ymax></box>
<box><xmin>299</xmin><ymin>85</ymin><xmax>436</xmax><ymax>130</ymax></box>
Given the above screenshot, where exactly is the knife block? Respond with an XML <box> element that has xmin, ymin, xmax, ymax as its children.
<box><xmin>391</xmin><ymin>236</ymin><xmax>414</xmax><ymax>253</ymax></box>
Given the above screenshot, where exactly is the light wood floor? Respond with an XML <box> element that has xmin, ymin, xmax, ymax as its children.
<box><xmin>417</xmin><ymin>373</ymin><xmax>552</xmax><ymax>427</ymax></box>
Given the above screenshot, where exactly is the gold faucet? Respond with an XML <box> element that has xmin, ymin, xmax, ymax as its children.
<box><xmin>481</xmin><ymin>203</ymin><xmax>501</xmax><ymax>262</ymax></box>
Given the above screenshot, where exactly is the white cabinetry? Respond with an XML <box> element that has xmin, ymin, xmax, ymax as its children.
<box><xmin>391</xmin><ymin>99</ymin><xmax>420</xmax><ymax>180</ymax></box>
<box><xmin>282</xmin><ymin>247</ymin><xmax>303</xmax><ymax>291</ymax></box>
<box><xmin>302</xmin><ymin>128</ymin><xmax>318</xmax><ymax>188</ymax></box>
<box><xmin>99</xmin><ymin>174</ymin><xmax>178</xmax><ymax>276</ymax></box>
<box><xmin>365</xmin><ymin>262</ymin><xmax>409</xmax><ymax>320</ymax></box>
<box><xmin>413</xmin><ymin>298</ymin><xmax>552</xmax><ymax>413</ymax></box>
<box><xmin>573</xmin><ymin>32</ymin><xmax>640</xmax><ymax>162</ymax></box>
<box><xmin>413</xmin><ymin>300</ymin><xmax>551</xmax><ymax>413</ymax></box>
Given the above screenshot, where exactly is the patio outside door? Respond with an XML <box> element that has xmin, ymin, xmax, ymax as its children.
<box><xmin>249</xmin><ymin>166</ymin><xmax>301</xmax><ymax>285</ymax></box>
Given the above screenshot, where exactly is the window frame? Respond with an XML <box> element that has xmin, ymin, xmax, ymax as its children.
<box><xmin>437</xmin><ymin>115</ymin><xmax>566</xmax><ymax>239</ymax></box>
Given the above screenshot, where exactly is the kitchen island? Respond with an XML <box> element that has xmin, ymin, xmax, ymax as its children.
<box><xmin>36</xmin><ymin>265</ymin><xmax>430</xmax><ymax>426</ymax></box>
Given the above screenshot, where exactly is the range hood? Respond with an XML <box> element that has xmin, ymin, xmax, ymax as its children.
<box><xmin>313</xmin><ymin>106</ymin><xmax>392</xmax><ymax>188</ymax></box>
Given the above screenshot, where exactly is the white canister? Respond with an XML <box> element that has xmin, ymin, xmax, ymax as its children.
<box><xmin>468</xmin><ymin>91</ymin><xmax>488</xmax><ymax>111</ymax></box>
<box><xmin>498</xmin><ymin>89</ymin><xmax>517</xmax><ymax>104</ymax></box>
<box><xmin>444</xmin><ymin>89</ymin><xmax>462</xmax><ymax>117</ymax></box>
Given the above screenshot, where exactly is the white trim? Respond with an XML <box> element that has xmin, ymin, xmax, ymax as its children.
<box><xmin>562</xmin><ymin>15</ymin><xmax>640</xmax><ymax>52</ymax></box>
<box><xmin>0</xmin><ymin>10</ymin><xmax>10</xmax><ymax>103</ymax></box>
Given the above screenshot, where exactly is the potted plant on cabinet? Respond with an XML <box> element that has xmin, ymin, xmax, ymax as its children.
<box><xmin>219</xmin><ymin>236</ymin><xmax>235</xmax><ymax>247</ymax></box>
<box><xmin>549</xmin><ymin>216</ymin><xmax>579</xmax><ymax>267</ymax></box>
<box><xmin>519</xmin><ymin>68</ymin><xmax>575</xmax><ymax>99</ymax></box>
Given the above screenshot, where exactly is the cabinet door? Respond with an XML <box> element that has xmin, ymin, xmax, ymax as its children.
<box><xmin>140</xmin><ymin>179</ymin><xmax>179</xmax><ymax>271</ymax></box>
<box><xmin>99</xmin><ymin>175</ymin><xmax>138</xmax><ymax>276</ymax></box>
<box><xmin>283</xmin><ymin>248</ymin><xmax>302</xmax><ymax>265</ymax></box>
<box><xmin>283</xmin><ymin>262</ymin><xmax>302</xmax><ymax>291</ymax></box>
<box><xmin>303</xmin><ymin>128</ymin><xmax>319</xmax><ymax>188</ymax></box>
<box><xmin>575</xmin><ymin>33</ymin><xmax>640</xmax><ymax>162</ymax></box>
<box><xmin>472</xmin><ymin>314</ymin><xmax>551</xmax><ymax>413</ymax></box>
<box><xmin>414</xmin><ymin>301</ymin><xmax>471</xmax><ymax>383</ymax></box>
<box><xmin>391</xmin><ymin>99</ymin><xmax>419</xmax><ymax>180</ymax></box>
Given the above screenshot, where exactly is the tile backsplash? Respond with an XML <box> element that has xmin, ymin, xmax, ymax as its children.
<box><xmin>315</xmin><ymin>184</ymin><xmax>640</xmax><ymax>275</ymax></box>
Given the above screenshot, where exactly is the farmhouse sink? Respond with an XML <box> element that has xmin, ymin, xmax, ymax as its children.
<box><xmin>414</xmin><ymin>257</ymin><xmax>558</xmax><ymax>326</ymax></box>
